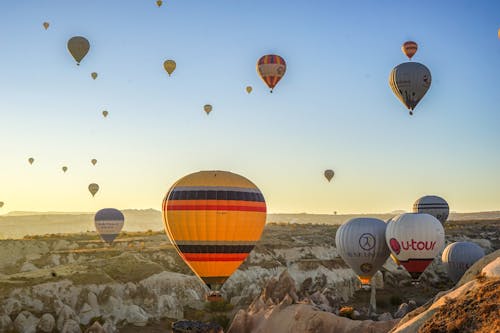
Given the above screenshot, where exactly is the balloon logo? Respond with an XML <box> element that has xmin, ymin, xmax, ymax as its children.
<box><xmin>359</xmin><ymin>233</ymin><xmax>376</xmax><ymax>251</ymax></box>
<box><xmin>389</xmin><ymin>238</ymin><xmax>401</xmax><ymax>255</ymax></box>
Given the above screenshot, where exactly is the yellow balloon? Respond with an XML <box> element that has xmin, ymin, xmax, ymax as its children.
<box><xmin>163</xmin><ymin>60</ymin><xmax>176</xmax><ymax>76</ymax></box>
<box><xmin>67</xmin><ymin>36</ymin><xmax>90</xmax><ymax>66</ymax></box>
<box><xmin>88</xmin><ymin>183</ymin><xmax>99</xmax><ymax>197</ymax></box>
<box><xmin>62</xmin><ymin>166</ymin><xmax>68</xmax><ymax>173</ymax></box>
<box><xmin>204</xmin><ymin>104</ymin><xmax>212</xmax><ymax>115</ymax></box>
<box><xmin>43</xmin><ymin>22</ymin><xmax>49</xmax><ymax>30</ymax></box>
<box><xmin>28</xmin><ymin>157</ymin><xmax>34</xmax><ymax>165</ymax></box>
<box><xmin>498</xmin><ymin>28</ymin><xmax>500</xmax><ymax>39</ymax></box>
<box><xmin>91</xmin><ymin>72</ymin><xmax>98</xmax><ymax>80</ymax></box>
<box><xmin>91</xmin><ymin>159</ymin><xmax>97</xmax><ymax>166</ymax></box>
<box><xmin>102</xmin><ymin>110</ymin><xmax>108</xmax><ymax>118</ymax></box>
<box><xmin>162</xmin><ymin>171</ymin><xmax>266</xmax><ymax>294</ymax></box>
<box><xmin>156</xmin><ymin>0</ymin><xmax>163</xmax><ymax>7</ymax></box>
<box><xmin>246</xmin><ymin>86</ymin><xmax>252</xmax><ymax>94</ymax></box>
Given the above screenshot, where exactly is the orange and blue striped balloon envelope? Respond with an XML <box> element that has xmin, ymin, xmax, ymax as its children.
<box><xmin>162</xmin><ymin>171</ymin><xmax>266</xmax><ymax>291</ymax></box>
<box><xmin>257</xmin><ymin>54</ymin><xmax>286</xmax><ymax>92</ymax></box>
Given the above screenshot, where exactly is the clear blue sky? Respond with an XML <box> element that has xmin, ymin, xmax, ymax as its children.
<box><xmin>0</xmin><ymin>0</ymin><xmax>499</xmax><ymax>214</ymax></box>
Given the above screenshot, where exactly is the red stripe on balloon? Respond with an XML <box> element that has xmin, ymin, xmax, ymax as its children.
<box><xmin>166</xmin><ymin>204</ymin><xmax>266</xmax><ymax>212</ymax></box>
<box><xmin>183</xmin><ymin>253</ymin><xmax>248</xmax><ymax>261</ymax></box>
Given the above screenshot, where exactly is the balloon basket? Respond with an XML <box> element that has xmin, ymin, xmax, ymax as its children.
<box><xmin>206</xmin><ymin>291</ymin><xmax>223</xmax><ymax>302</ymax></box>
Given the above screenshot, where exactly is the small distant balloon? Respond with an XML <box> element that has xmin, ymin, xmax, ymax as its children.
<box><xmin>62</xmin><ymin>166</ymin><xmax>68</xmax><ymax>173</ymax></box>
<box><xmin>102</xmin><ymin>110</ymin><xmax>108</xmax><ymax>118</ymax></box>
<box><xmin>28</xmin><ymin>157</ymin><xmax>34</xmax><ymax>165</ymax></box>
<box><xmin>88</xmin><ymin>183</ymin><xmax>99</xmax><ymax>197</ymax></box>
<box><xmin>95</xmin><ymin>208</ymin><xmax>124</xmax><ymax>245</ymax></box>
<box><xmin>257</xmin><ymin>54</ymin><xmax>286</xmax><ymax>93</ymax></box>
<box><xmin>413</xmin><ymin>195</ymin><xmax>449</xmax><ymax>225</ymax></box>
<box><xmin>246</xmin><ymin>86</ymin><xmax>252</xmax><ymax>94</ymax></box>
<box><xmin>324</xmin><ymin>169</ymin><xmax>334</xmax><ymax>182</ymax></box>
<box><xmin>0</xmin><ymin>202</ymin><xmax>4</xmax><ymax>208</ymax></box>
<box><xmin>163</xmin><ymin>60</ymin><xmax>176</xmax><ymax>76</ymax></box>
<box><xmin>67</xmin><ymin>36</ymin><xmax>90</xmax><ymax>66</ymax></box>
<box><xmin>43</xmin><ymin>22</ymin><xmax>50</xmax><ymax>30</ymax></box>
<box><xmin>156</xmin><ymin>0</ymin><xmax>163</xmax><ymax>7</ymax></box>
<box><xmin>91</xmin><ymin>159</ymin><xmax>97</xmax><ymax>166</ymax></box>
<box><xmin>91</xmin><ymin>72</ymin><xmax>98</xmax><ymax>80</ymax></box>
<box><xmin>498</xmin><ymin>28</ymin><xmax>500</xmax><ymax>39</ymax></box>
<box><xmin>401</xmin><ymin>41</ymin><xmax>418</xmax><ymax>60</ymax></box>
<box><xmin>204</xmin><ymin>104</ymin><xmax>212</xmax><ymax>115</ymax></box>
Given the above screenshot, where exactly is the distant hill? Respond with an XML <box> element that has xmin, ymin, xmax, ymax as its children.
<box><xmin>0</xmin><ymin>209</ymin><xmax>499</xmax><ymax>239</ymax></box>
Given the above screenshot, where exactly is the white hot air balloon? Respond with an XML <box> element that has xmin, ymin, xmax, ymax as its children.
<box><xmin>413</xmin><ymin>195</ymin><xmax>449</xmax><ymax>225</ymax></box>
<box><xmin>442</xmin><ymin>242</ymin><xmax>485</xmax><ymax>283</ymax></box>
<box><xmin>336</xmin><ymin>218</ymin><xmax>391</xmax><ymax>285</ymax></box>
<box><xmin>389</xmin><ymin>62</ymin><xmax>431</xmax><ymax>116</ymax></box>
<box><xmin>386</xmin><ymin>213</ymin><xmax>444</xmax><ymax>280</ymax></box>
<box><xmin>94</xmin><ymin>208</ymin><xmax>124</xmax><ymax>245</ymax></box>
<box><xmin>386</xmin><ymin>217</ymin><xmax>402</xmax><ymax>269</ymax></box>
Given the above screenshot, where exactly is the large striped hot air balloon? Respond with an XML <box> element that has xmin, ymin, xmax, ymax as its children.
<box><xmin>257</xmin><ymin>54</ymin><xmax>286</xmax><ymax>93</ymax></box>
<box><xmin>162</xmin><ymin>171</ymin><xmax>266</xmax><ymax>299</ymax></box>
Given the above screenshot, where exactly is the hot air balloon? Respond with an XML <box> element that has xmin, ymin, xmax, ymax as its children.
<box><xmin>498</xmin><ymin>28</ymin><xmax>500</xmax><ymax>40</ymax></box>
<box><xmin>162</xmin><ymin>171</ymin><xmax>266</xmax><ymax>299</ymax></box>
<box><xmin>413</xmin><ymin>195</ymin><xmax>449</xmax><ymax>225</ymax></box>
<box><xmin>102</xmin><ymin>110</ymin><xmax>108</xmax><ymax>118</ymax></box>
<box><xmin>335</xmin><ymin>218</ymin><xmax>390</xmax><ymax>285</ymax></box>
<box><xmin>386</xmin><ymin>213</ymin><xmax>444</xmax><ymax>280</ymax></box>
<box><xmin>62</xmin><ymin>166</ymin><xmax>68</xmax><ymax>173</ymax></box>
<box><xmin>88</xmin><ymin>183</ymin><xmax>99</xmax><ymax>197</ymax></box>
<box><xmin>156</xmin><ymin>0</ymin><xmax>163</xmax><ymax>7</ymax></box>
<box><xmin>246</xmin><ymin>86</ymin><xmax>252</xmax><ymax>94</ymax></box>
<box><xmin>402</xmin><ymin>41</ymin><xmax>418</xmax><ymax>60</ymax></box>
<box><xmin>257</xmin><ymin>54</ymin><xmax>286</xmax><ymax>93</ymax></box>
<box><xmin>28</xmin><ymin>157</ymin><xmax>34</xmax><ymax>165</ymax></box>
<box><xmin>91</xmin><ymin>72</ymin><xmax>98</xmax><ymax>80</ymax></box>
<box><xmin>95</xmin><ymin>208</ymin><xmax>124</xmax><ymax>245</ymax></box>
<box><xmin>91</xmin><ymin>159</ymin><xmax>97</xmax><ymax>166</ymax></box>
<box><xmin>67</xmin><ymin>36</ymin><xmax>90</xmax><ymax>66</ymax></box>
<box><xmin>0</xmin><ymin>202</ymin><xmax>3</xmax><ymax>208</ymax></box>
<box><xmin>442</xmin><ymin>242</ymin><xmax>485</xmax><ymax>283</ymax></box>
<box><xmin>163</xmin><ymin>60</ymin><xmax>176</xmax><ymax>76</ymax></box>
<box><xmin>43</xmin><ymin>22</ymin><xmax>50</xmax><ymax>30</ymax></box>
<box><xmin>204</xmin><ymin>104</ymin><xmax>212</xmax><ymax>115</ymax></box>
<box><xmin>324</xmin><ymin>169</ymin><xmax>334</xmax><ymax>182</ymax></box>
<box><xmin>389</xmin><ymin>62</ymin><xmax>431</xmax><ymax>115</ymax></box>
<box><xmin>385</xmin><ymin>217</ymin><xmax>402</xmax><ymax>268</ymax></box>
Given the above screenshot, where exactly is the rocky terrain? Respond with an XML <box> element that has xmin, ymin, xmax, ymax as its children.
<box><xmin>0</xmin><ymin>219</ymin><xmax>498</xmax><ymax>332</ymax></box>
